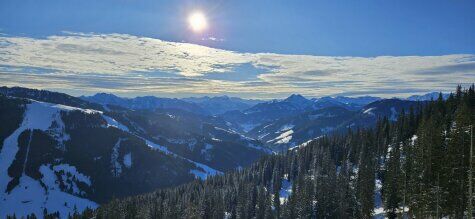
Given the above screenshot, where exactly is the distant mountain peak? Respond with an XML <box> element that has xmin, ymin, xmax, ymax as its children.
<box><xmin>91</xmin><ymin>92</ymin><xmax>121</xmax><ymax>98</ymax></box>
<box><xmin>284</xmin><ymin>94</ymin><xmax>308</xmax><ymax>103</ymax></box>
<box><xmin>407</xmin><ymin>92</ymin><xmax>449</xmax><ymax>101</ymax></box>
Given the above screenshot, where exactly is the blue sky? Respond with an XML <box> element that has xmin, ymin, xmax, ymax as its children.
<box><xmin>0</xmin><ymin>0</ymin><xmax>474</xmax><ymax>98</ymax></box>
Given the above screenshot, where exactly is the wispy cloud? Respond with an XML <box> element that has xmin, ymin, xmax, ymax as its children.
<box><xmin>0</xmin><ymin>32</ymin><xmax>473</xmax><ymax>98</ymax></box>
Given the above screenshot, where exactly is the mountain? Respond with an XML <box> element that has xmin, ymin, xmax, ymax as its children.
<box><xmin>332</xmin><ymin>95</ymin><xmax>381</xmax><ymax>105</ymax></box>
<box><xmin>247</xmin><ymin>106</ymin><xmax>356</xmax><ymax>150</ymax></box>
<box><xmin>92</xmin><ymin>86</ymin><xmax>474</xmax><ymax>219</ymax></box>
<box><xmin>0</xmin><ymin>86</ymin><xmax>104</xmax><ymax>111</ymax></box>
<box><xmin>219</xmin><ymin>94</ymin><xmax>381</xmax><ymax>134</ymax></box>
<box><xmin>0</xmin><ymin>86</ymin><xmax>460</xmax><ymax>217</ymax></box>
<box><xmin>0</xmin><ymin>95</ymin><xmax>219</xmax><ymax>218</ymax></box>
<box><xmin>0</xmin><ymin>87</ymin><xmax>273</xmax><ymax>218</ymax></box>
<box><xmin>219</xmin><ymin>94</ymin><xmax>316</xmax><ymax>132</ymax></box>
<box><xmin>312</xmin><ymin>95</ymin><xmax>381</xmax><ymax>110</ymax></box>
<box><xmin>406</xmin><ymin>91</ymin><xmax>450</xmax><ymax>101</ymax></box>
<box><xmin>80</xmin><ymin>93</ymin><xmax>208</xmax><ymax>115</ymax></box>
<box><xmin>182</xmin><ymin>96</ymin><xmax>263</xmax><ymax>115</ymax></box>
<box><xmin>354</xmin><ymin>98</ymin><xmax>422</xmax><ymax>123</ymax></box>
<box><xmin>108</xmin><ymin>108</ymin><xmax>271</xmax><ymax>171</ymax></box>
<box><xmin>247</xmin><ymin>98</ymin><xmax>421</xmax><ymax>150</ymax></box>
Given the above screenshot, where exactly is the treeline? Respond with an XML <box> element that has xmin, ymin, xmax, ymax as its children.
<box><xmin>85</xmin><ymin>86</ymin><xmax>472</xmax><ymax>218</ymax></box>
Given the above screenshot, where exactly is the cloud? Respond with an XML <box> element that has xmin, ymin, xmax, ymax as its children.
<box><xmin>414</xmin><ymin>62</ymin><xmax>475</xmax><ymax>75</ymax></box>
<box><xmin>0</xmin><ymin>32</ymin><xmax>474</xmax><ymax>98</ymax></box>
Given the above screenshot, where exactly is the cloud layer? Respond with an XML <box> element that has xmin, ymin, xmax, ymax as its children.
<box><xmin>0</xmin><ymin>32</ymin><xmax>473</xmax><ymax>98</ymax></box>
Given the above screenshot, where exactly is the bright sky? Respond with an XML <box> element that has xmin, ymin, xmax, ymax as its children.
<box><xmin>0</xmin><ymin>0</ymin><xmax>474</xmax><ymax>98</ymax></box>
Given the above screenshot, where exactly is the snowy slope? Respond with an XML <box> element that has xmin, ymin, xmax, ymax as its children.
<box><xmin>0</xmin><ymin>100</ymin><xmax>98</xmax><ymax>218</ymax></box>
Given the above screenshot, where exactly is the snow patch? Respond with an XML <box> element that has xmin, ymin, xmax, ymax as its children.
<box><xmin>271</xmin><ymin>129</ymin><xmax>294</xmax><ymax>144</ymax></box>
<box><xmin>102</xmin><ymin>115</ymin><xmax>129</xmax><ymax>132</ymax></box>
<box><xmin>373</xmin><ymin>179</ymin><xmax>384</xmax><ymax>219</ymax></box>
<box><xmin>190</xmin><ymin>162</ymin><xmax>221</xmax><ymax>180</ymax></box>
<box><xmin>279</xmin><ymin>179</ymin><xmax>292</xmax><ymax>204</ymax></box>
<box><xmin>363</xmin><ymin>107</ymin><xmax>375</xmax><ymax>115</ymax></box>
<box><xmin>411</xmin><ymin>135</ymin><xmax>418</xmax><ymax>145</ymax></box>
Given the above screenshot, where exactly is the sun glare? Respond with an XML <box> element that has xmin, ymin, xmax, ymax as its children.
<box><xmin>188</xmin><ymin>11</ymin><xmax>208</xmax><ymax>33</ymax></box>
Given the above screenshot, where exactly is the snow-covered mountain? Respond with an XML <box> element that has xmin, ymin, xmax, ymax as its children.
<box><xmin>246</xmin><ymin>98</ymin><xmax>423</xmax><ymax>150</ymax></box>
<box><xmin>248</xmin><ymin>106</ymin><xmax>356</xmax><ymax>150</ymax></box>
<box><xmin>182</xmin><ymin>95</ymin><xmax>263</xmax><ymax>115</ymax></box>
<box><xmin>219</xmin><ymin>94</ymin><xmax>316</xmax><ymax>132</ymax></box>
<box><xmin>108</xmin><ymin>108</ymin><xmax>271</xmax><ymax>171</ymax></box>
<box><xmin>312</xmin><ymin>95</ymin><xmax>381</xmax><ymax>110</ymax></box>
<box><xmin>0</xmin><ymin>94</ymin><xmax>222</xmax><ymax>218</ymax></box>
<box><xmin>82</xmin><ymin>93</ymin><xmax>263</xmax><ymax>115</ymax></box>
<box><xmin>0</xmin><ymin>86</ymin><xmax>442</xmax><ymax>217</ymax></box>
<box><xmin>218</xmin><ymin>94</ymin><xmax>380</xmax><ymax>134</ymax></box>
<box><xmin>0</xmin><ymin>86</ymin><xmax>274</xmax><ymax>217</ymax></box>
<box><xmin>81</xmin><ymin>93</ymin><xmax>208</xmax><ymax>115</ymax></box>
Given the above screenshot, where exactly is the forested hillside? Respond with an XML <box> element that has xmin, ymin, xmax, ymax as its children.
<box><xmin>92</xmin><ymin>86</ymin><xmax>474</xmax><ymax>219</ymax></box>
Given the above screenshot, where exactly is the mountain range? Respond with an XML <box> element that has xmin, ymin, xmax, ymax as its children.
<box><xmin>0</xmin><ymin>86</ymin><xmax>450</xmax><ymax>218</ymax></box>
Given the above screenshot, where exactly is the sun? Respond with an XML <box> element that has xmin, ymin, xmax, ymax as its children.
<box><xmin>188</xmin><ymin>11</ymin><xmax>208</xmax><ymax>33</ymax></box>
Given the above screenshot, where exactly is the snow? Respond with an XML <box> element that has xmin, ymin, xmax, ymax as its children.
<box><xmin>145</xmin><ymin>139</ymin><xmax>173</xmax><ymax>155</ymax></box>
<box><xmin>189</xmin><ymin>162</ymin><xmax>221</xmax><ymax>180</ymax></box>
<box><xmin>288</xmin><ymin>138</ymin><xmax>318</xmax><ymax>151</ymax></box>
<box><xmin>0</xmin><ymin>164</ymin><xmax>97</xmax><ymax>219</ymax></box>
<box><xmin>102</xmin><ymin>115</ymin><xmax>129</xmax><ymax>132</ymax></box>
<box><xmin>271</xmin><ymin>129</ymin><xmax>294</xmax><ymax>144</ymax></box>
<box><xmin>363</xmin><ymin>107</ymin><xmax>375</xmax><ymax>115</ymax></box>
<box><xmin>411</xmin><ymin>135</ymin><xmax>418</xmax><ymax>145</ymax></box>
<box><xmin>258</xmin><ymin>132</ymin><xmax>270</xmax><ymax>140</ymax></box>
<box><xmin>214</xmin><ymin>126</ymin><xmax>271</xmax><ymax>153</ymax></box>
<box><xmin>123</xmin><ymin>153</ymin><xmax>132</xmax><ymax>168</ymax></box>
<box><xmin>1</xmin><ymin>101</ymin><xmax>74</xmax><ymax>197</ymax></box>
<box><xmin>0</xmin><ymin>100</ymin><xmax>99</xmax><ymax>218</ymax></box>
<box><xmin>373</xmin><ymin>179</ymin><xmax>384</xmax><ymax>218</ymax></box>
<box><xmin>53</xmin><ymin>164</ymin><xmax>92</xmax><ymax>187</ymax></box>
<box><xmin>279</xmin><ymin>179</ymin><xmax>292</xmax><ymax>204</ymax></box>
<box><xmin>0</xmin><ymin>98</ymin><xmax>221</xmax><ymax>217</ymax></box>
